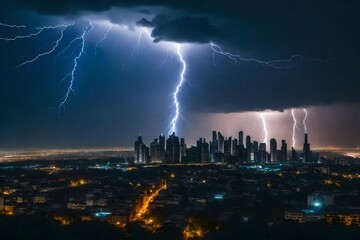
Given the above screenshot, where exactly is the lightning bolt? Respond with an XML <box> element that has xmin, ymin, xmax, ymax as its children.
<box><xmin>121</xmin><ymin>31</ymin><xmax>144</xmax><ymax>71</ymax></box>
<box><xmin>291</xmin><ymin>109</ymin><xmax>297</xmax><ymax>148</ymax></box>
<box><xmin>0</xmin><ymin>23</ymin><xmax>26</xmax><ymax>28</ymax></box>
<box><xmin>259</xmin><ymin>113</ymin><xmax>268</xmax><ymax>143</ymax></box>
<box><xmin>56</xmin><ymin>33</ymin><xmax>85</xmax><ymax>59</ymax></box>
<box><xmin>0</xmin><ymin>24</ymin><xmax>69</xmax><ymax>42</ymax></box>
<box><xmin>58</xmin><ymin>23</ymin><xmax>93</xmax><ymax>110</ymax></box>
<box><xmin>210</xmin><ymin>42</ymin><xmax>334</xmax><ymax>69</ymax></box>
<box><xmin>303</xmin><ymin>108</ymin><xmax>308</xmax><ymax>133</ymax></box>
<box><xmin>16</xmin><ymin>23</ymin><xmax>74</xmax><ymax>68</ymax></box>
<box><xmin>210</xmin><ymin>42</ymin><xmax>331</xmax><ymax>148</ymax></box>
<box><xmin>168</xmin><ymin>44</ymin><xmax>186</xmax><ymax>135</ymax></box>
<box><xmin>95</xmin><ymin>25</ymin><xmax>112</xmax><ymax>55</ymax></box>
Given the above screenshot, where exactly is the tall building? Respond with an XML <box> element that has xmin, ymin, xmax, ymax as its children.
<box><xmin>209</xmin><ymin>140</ymin><xmax>215</xmax><ymax>162</ymax></box>
<box><xmin>253</xmin><ymin>141</ymin><xmax>259</xmax><ymax>162</ymax></box>
<box><xmin>165</xmin><ymin>132</ymin><xmax>180</xmax><ymax>163</ymax></box>
<box><xmin>196</xmin><ymin>138</ymin><xmax>209</xmax><ymax>163</ymax></box>
<box><xmin>150</xmin><ymin>139</ymin><xmax>159</xmax><ymax>163</ymax></box>
<box><xmin>232</xmin><ymin>138</ymin><xmax>238</xmax><ymax>156</ymax></box>
<box><xmin>270</xmin><ymin>138</ymin><xmax>277</xmax><ymax>162</ymax></box>
<box><xmin>303</xmin><ymin>133</ymin><xmax>311</xmax><ymax>163</ymax></box>
<box><xmin>281</xmin><ymin>140</ymin><xmax>288</xmax><ymax>162</ymax></box>
<box><xmin>218</xmin><ymin>132</ymin><xmax>224</xmax><ymax>153</ymax></box>
<box><xmin>150</xmin><ymin>136</ymin><xmax>165</xmax><ymax>163</ymax></box>
<box><xmin>246</xmin><ymin>135</ymin><xmax>251</xmax><ymax>150</ymax></box>
<box><xmin>211</xmin><ymin>130</ymin><xmax>218</xmax><ymax>156</ymax></box>
<box><xmin>185</xmin><ymin>146</ymin><xmax>197</xmax><ymax>163</ymax></box>
<box><xmin>259</xmin><ymin>143</ymin><xmax>267</xmax><ymax>163</ymax></box>
<box><xmin>246</xmin><ymin>135</ymin><xmax>252</xmax><ymax>161</ymax></box>
<box><xmin>180</xmin><ymin>138</ymin><xmax>186</xmax><ymax>163</ymax></box>
<box><xmin>224</xmin><ymin>137</ymin><xmax>232</xmax><ymax>156</ymax></box>
<box><xmin>134</xmin><ymin>135</ymin><xmax>149</xmax><ymax>164</ymax></box>
<box><xmin>159</xmin><ymin>134</ymin><xmax>165</xmax><ymax>162</ymax></box>
<box><xmin>238</xmin><ymin>131</ymin><xmax>244</xmax><ymax>146</ymax></box>
<box><xmin>212</xmin><ymin>131</ymin><xmax>217</xmax><ymax>144</ymax></box>
<box><xmin>202</xmin><ymin>140</ymin><xmax>209</xmax><ymax>163</ymax></box>
<box><xmin>159</xmin><ymin>134</ymin><xmax>165</xmax><ymax>151</ymax></box>
<box><xmin>291</xmin><ymin>147</ymin><xmax>298</xmax><ymax>161</ymax></box>
<box><xmin>138</xmin><ymin>143</ymin><xmax>149</xmax><ymax>164</ymax></box>
<box><xmin>259</xmin><ymin>143</ymin><xmax>266</xmax><ymax>152</ymax></box>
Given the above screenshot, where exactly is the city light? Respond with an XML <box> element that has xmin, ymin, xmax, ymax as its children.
<box><xmin>94</xmin><ymin>211</ymin><xmax>111</xmax><ymax>217</ymax></box>
<box><xmin>312</xmin><ymin>201</ymin><xmax>322</xmax><ymax>208</ymax></box>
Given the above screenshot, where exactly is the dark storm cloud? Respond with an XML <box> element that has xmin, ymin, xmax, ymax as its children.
<box><xmin>13</xmin><ymin>0</ymin><xmax>260</xmax><ymax>16</ymax></box>
<box><xmin>10</xmin><ymin>0</ymin><xmax>360</xmax><ymax>112</ymax></box>
<box><xmin>138</xmin><ymin>16</ymin><xmax>221</xmax><ymax>43</ymax></box>
<box><xmin>1</xmin><ymin>0</ymin><xmax>360</xmax><ymax>148</ymax></box>
<box><xmin>181</xmin><ymin>52</ymin><xmax>360</xmax><ymax>113</ymax></box>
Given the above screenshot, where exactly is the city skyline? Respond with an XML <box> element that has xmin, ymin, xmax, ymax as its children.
<box><xmin>1</xmin><ymin>2</ymin><xmax>360</xmax><ymax>239</ymax></box>
<box><xmin>0</xmin><ymin>1</ymin><xmax>360</xmax><ymax>149</ymax></box>
<box><xmin>133</xmin><ymin>130</ymin><xmax>315</xmax><ymax>164</ymax></box>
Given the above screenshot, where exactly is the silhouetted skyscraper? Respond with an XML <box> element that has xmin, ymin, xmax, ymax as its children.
<box><xmin>232</xmin><ymin>138</ymin><xmax>238</xmax><ymax>156</ymax></box>
<box><xmin>150</xmin><ymin>139</ymin><xmax>158</xmax><ymax>163</ymax></box>
<box><xmin>212</xmin><ymin>131</ymin><xmax>217</xmax><ymax>143</ymax></box>
<box><xmin>165</xmin><ymin>132</ymin><xmax>180</xmax><ymax>163</ymax></box>
<box><xmin>159</xmin><ymin>134</ymin><xmax>165</xmax><ymax>149</ymax></box>
<box><xmin>159</xmin><ymin>134</ymin><xmax>165</xmax><ymax>162</ymax></box>
<box><xmin>180</xmin><ymin>138</ymin><xmax>186</xmax><ymax>163</ymax></box>
<box><xmin>224</xmin><ymin>137</ymin><xmax>232</xmax><ymax>156</ymax></box>
<box><xmin>197</xmin><ymin>138</ymin><xmax>209</xmax><ymax>162</ymax></box>
<box><xmin>253</xmin><ymin>141</ymin><xmax>259</xmax><ymax>162</ymax></box>
<box><xmin>303</xmin><ymin>133</ymin><xmax>311</xmax><ymax>163</ymax></box>
<box><xmin>246</xmin><ymin>135</ymin><xmax>251</xmax><ymax>150</ymax></box>
<box><xmin>209</xmin><ymin>140</ymin><xmax>215</xmax><ymax>162</ymax></box>
<box><xmin>150</xmin><ymin>134</ymin><xmax>166</xmax><ymax>163</ymax></box>
<box><xmin>218</xmin><ymin>132</ymin><xmax>224</xmax><ymax>153</ymax></box>
<box><xmin>135</xmin><ymin>135</ymin><xmax>148</xmax><ymax>164</ymax></box>
<box><xmin>291</xmin><ymin>147</ymin><xmax>298</xmax><ymax>161</ymax></box>
<box><xmin>281</xmin><ymin>140</ymin><xmax>287</xmax><ymax>162</ymax></box>
<box><xmin>259</xmin><ymin>143</ymin><xmax>267</xmax><ymax>163</ymax></box>
<box><xmin>246</xmin><ymin>135</ymin><xmax>252</xmax><ymax>161</ymax></box>
<box><xmin>202</xmin><ymin>140</ymin><xmax>209</xmax><ymax>163</ymax></box>
<box><xmin>270</xmin><ymin>138</ymin><xmax>277</xmax><ymax>162</ymax></box>
<box><xmin>239</xmin><ymin>131</ymin><xmax>244</xmax><ymax>146</ymax></box>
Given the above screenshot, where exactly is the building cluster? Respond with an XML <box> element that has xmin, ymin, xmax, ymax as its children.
<box><xmin>134</xmin><ymin>131</ymin><xmax>314</xmax><ymax>164</ymax></box>
<box><xmin>0</xmin><ymin>152</ymin><xmax>359</xmax><ymax>231</ymax></box>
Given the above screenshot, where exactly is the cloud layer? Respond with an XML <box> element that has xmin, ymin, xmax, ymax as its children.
<box><xmin>0</xmin><ymin>1</ymin><xmax>359</xmax><ymax>147</ymax></box>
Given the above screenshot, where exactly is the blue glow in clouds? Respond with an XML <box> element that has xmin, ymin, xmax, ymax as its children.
<box><xmin>168</xmin><ymin>44</ymin><xmax>186</xmax><ymax>135</ymax></box>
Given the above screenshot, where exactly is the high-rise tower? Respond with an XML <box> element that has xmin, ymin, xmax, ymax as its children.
<box><xmin>270</xmin><ymin>138</ymin><xmax>277</xmax><ymax>162</ymax></box>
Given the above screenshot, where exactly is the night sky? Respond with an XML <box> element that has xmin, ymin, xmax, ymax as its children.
<box><xmin>0</xmin><ymin>1</ymin><xmax>359</xmax><ymax>149</ymax></box>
